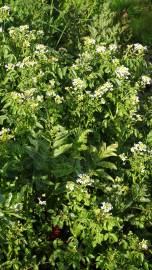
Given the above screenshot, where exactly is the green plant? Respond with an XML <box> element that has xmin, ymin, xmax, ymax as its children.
<box><xmin>0</xmin><ymin>2</ymin><xmax>152</xmax><ymax>269</ymax></box>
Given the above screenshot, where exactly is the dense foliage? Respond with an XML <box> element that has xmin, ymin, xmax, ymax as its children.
<box><xmin>0</xmin><ymin>0</ymin><xmax>152</xmax><ymax>269</ymax></box>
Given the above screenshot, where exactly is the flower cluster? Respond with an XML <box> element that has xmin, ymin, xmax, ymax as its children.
<box><xmin>5</xmin><ymin>63</ymin><xmax>16</xmax><ymax>70</ymax></box>
<box><xmin>85</xmin><ymin>82</ymin><xmax>113</xmax><ymax>100</ymax></box>
<box><xmin>20</xmin><ymin>25</ymin><xmax>29</xmax><ymax>32</ymax></box>
<box><xmin>54</xmin><ymin>95</ymin><xmax>64</xmax><ymax>104</ymax></box>
<box><xmin>119</xmin><ymin>153</ymin><xmax>127</xmax><ymax>164</ymax></box>
<box><xmin>141</xmin><ymin>75</ymin><xmax>151</xmax><ymax>86</ymax></box>
<box><xmin>0</xmin><ymin>5</ymin><xmax>10</xmax><ymax>21</ymax></box>
<box><xmin>109</xmin><ymin>44</ymin><xmax>117</xmax><ymax>51</ymax></box>
<box><xmin>100</xmin><ymin>202</ymin><xmax>113</xmax><ymax>213</ymax></box>
<box><xmin>20</xmin><ymin>57</ymin><xmax>37</xmax><ymax>67</ymax></box>
<box><xmin>49</xmin><ymin>79</ymin><xmax>55</xmax><ymax>88</ymax></box>
<box><xmin>112</xmin><ymin>58</ymin><xmax>120</xmax><ymax>66</ymax></box>
<box><xmin>133</xmin><ymin>43</ymin><xmax>147</xmax><ymax>52</ymax></box>
<box><xmin>8</xmin><ymin>25</ymin><xmax>37</xmax><ymax>48</ymax></box>
<box><xmin>72</xmin><ymin>78</ymin><xmax>86</xmax><ymax>89</ymax></box>
<box><xmin>10</xmin><ymin>92</ymin><xmax>25</xmax><ymax>102</ymax></box>
<box><xmin>9</xmin><ymin>90</ymin><xmax>43</xmax><ymax>105</ymax></box>
<box><xmin>139</xmin><ymin>239</ymin><xmax>148</xmax><ymax>250</ymax></box>
<box><xmin>131</xmin><ymin>113</ymin><xmax>142</xmax><ymax>122</ymax></box>
<box><xmin>38</xmin><ymin>194</ymin><xmax>46</xmax><ymax>206</ymax></box>
<box><xmin>5</xmin><ymin>57</ymin><xmax>38</xmax><ymax>70</ymax></box>
<box><xmin>112</xmin><ymin>183</ymin><xmax>129</xmax><ymax>196</ymax></box>
<box><xmin>84</xmin><ymin>37</ymin><xmax>95</xmax><ymax>46</ymax></box>
<box><xmin>131</xmin><ymin>95</ymin><xmax>139</xmax><ymax>105</ymax></box>
<box><xmin>35</xmin><ymin>44</ymin><xmax>48</xmax><ymax>54</ymax></box>
<box><xmin>96</xmin><ymin>45</ymin><xmax>106</xmax><ymax>53</ymax></box>
<box><xmin>0</xmin><ymin>128</ymin><xmax>10</xmax><ymax>136</ymax></box>
<box><xmin>46</xmin><ymin>89</ymin><xmax>64</xmax><ymax>104</ymax></box>
<box><xmin>94</xmin><ymin>82</ymin><xmax>113</xmax><ymax>98</ymax></box>
<box><xmin>115</xmin><ymin>66</ymin><xmax>130</xmax><ymax>79</ymax></box>
<box><xmin>66</xmin><ymin>181</ymin><xmax>75</xmax><ymax>192</ymax></box>
<box><xmin>9</xmin><ymin>25</ymin><xmax>29</xmax><ymax>37</ymax></box>
<box><xmin>0</xmin><ymin>5</ymin><xmax>10</xmax><ymax>12</ymax></box>
<box><xmin>76</xmin><ymin>174</ymin><xmax>94</xmax><ymax>186</ymax></box>
<box><xmin>131</xmin><ymin>142</ymin><xmax>147</xmax><ymax>154</ymax></box>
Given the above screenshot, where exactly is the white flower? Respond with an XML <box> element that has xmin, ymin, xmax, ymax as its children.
<box><xmin>0</xmin><ymin>128</ymin><xmax>10</xmax><ymax>136</ymax></box>
<box><xmin>115</xmin><ymin>66</ymin><xmax>130</xmax><ymax>79</ymax></box>
<box><xmin>109</xmin><ymin>44</ymin><xmax>117</xmax><ymax>51</ymax></box>
<box><xmin>139</xmin><ymin>239</ymin><xmax>148</xmax><ymax>250</ymax></box>
<box><xmin>76</xmin><ymin>174</ymin><xmax>94</xmax><ymax>186</ymax></box>
<box><xmin>16</xmin><ymin>62</ymin><xmax>24</xmax><ymax>68</ymax></box>
<box><xmin>0</xmin><ymin>27</ymin><xmax>3</xmax><ymax>32</ymax></box>
<box><xmin>112</xmin><ymin>58</ymin><xmax>119</xmax><ymax>64</ymax></box>
<box><xmin>19</xmin><ymin>25</ymin><xmax>29</xmax><ymax>32</ymax></box>
<box><xmin>37</xmin><ymin>30</ymin><xmax>44</xmax><ymax>36</ymax></box>
<box><xmin>23</xmin><ymin>40</ymin><xmax>30</xmax><ymax>47</ymax></box>
<box><xmin>96</xmin><ymin>45</ymin><xmax>106</xmax><ymax>53</ymax></box>
<box><xmin>8</xmin><ymin>27</ymin><xmax>15</xmax><ymax>36</ymax></box>
<box><xmin>131</xmin><ymin>113</ymin><xmax>142</xmax><ymax>122</ymax></box>
<box><xmin>135</xmin><ymin>96</ymin><xmax>139</xmax><ymax>103</ymax></box>
<box><xmin>141</xmin><ymin>75</ymin><xmax>151</xmax><ymax>86</ymax></box>
<box><xmin>100</xmin><ymin>202</ymin><xmax>113</xmax><ymax>213</ymax></box>
<box><xmin>131</xmin><ymin>141</ymin><xmax>147</xmax><ymax>154</ymax></box>
<box><xmin>133</xmin><ymin>43</ymin><xmax>147</xmax><ymax>52</ymax></box>
<box><xmin>24</xmin><ymin>88</ymin><xmax>36</xmax><ymax>98</ymax></box>
<box><xmin>119</xmin><ymin>153</ymin><xmax>127</xmax><ymax>163</ymax></box>
<box><xmin>37</xmin><ymin>95</ymin><xmax>43</xmax><ymax>102</ymax></box>
<box><xmin>84</xmin><ymin>37</ymin><xmax>95</xmax><ymax>46</ymax></box>
<box><xmin>69</xmin><ymin>213</ymin><xmax>75</xmax><ymax>218</ymax></box>
<box><xmin>38</xmin><ymin>197</ymin><xmax>46</xmax><ymax>206</ymax></box>
<box><xmin>10</xmin><ymin>92</ymin><xmax>26</xmax><ymax>103</ymax></box>
<box><xmin>72</xmin><ymin>64</ymin><xmax>78</xmax><ymax>70</ymax></box>
<box><xmin>49</xmin><ymin>79</ymin><xmax>55</xmax><ymax>87</ymax></box>
<box><xmin>22</xmin><ymin>57</ymin><xmax>37</xmax><ymax>67</ymax></box>
<box><xmin>81</xmin><ymin>51</ymin><xmax>92</xmax><ymax>62</ymax></box>
<box><xmin>5</xmin><ymin>63</ymin><xmax>15</xmax><ymax>70</ymax></box>
<box><xmin>105</xmin><ymin>187</ymin><xmax>112</xmax><ymax>192</ymax></box>
<box><xmin>32</xmin><ymin>77</ymin><xmax>37</xmax><ymax>83</ymax></box>
<box><xmin>0</xmin><ymin>5</ymin><xmax>10</xmax><ymax>12</ymax></box>
<box><xmin>131</xmin><ymin>95</ymin><xmax>140</xmax><ymax>105</ymax></box>
<box><xmin>94</xmin><ymin>82</ymin><xmax>113</xmax><ymax>98</ymax></box>
<box><xmin>72</xmin><ymin>78</ymin><xmax>86</xmax><ymax>89</ymax></box>
<box><xmin>66</xmin><ymin>181</ymin><xmax>75</xmax><ymax>192</ymax></box>
<box><xmin>54</xmin><ymin>95</ymin><xmax>64</xmax><ymax>104</ymax></box>
<box><xmin>35</xmin><ymin>44</ymin><xmax>47</xmax><ymax>54</ymax></box>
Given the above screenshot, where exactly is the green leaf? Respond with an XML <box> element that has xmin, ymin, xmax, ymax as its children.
<box><xmin>108</xmin><ymin>233</ymin><xmax>118</xmax><ymax>243</ymax></box>
<box><xmin>98</xmin><ymin>161</ymin><xmax>117</xmax><ymax>170</ymax></box>
<box><xmin>98</xmin><ymin>143</ymin><xmax>118</xmax><ymax>159</ymax></box>
<box><xmin>147</xmin><ymin>130</ymin><xmax>152</xmax><ymax>146</ymax></box>
<box><xmin>53</xmin><ymin>143</ymin><xmax>72</xmax><ymax>157</ymax></box>
<box><xmin>95</xmin><ymin>169</ymin><xmax>114</xmax><ymax>181</ymax></box>
<box><xmin>0</xmin><ymin>115</ymin><xmax>7</xmax><ymax>125</ymax></box>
